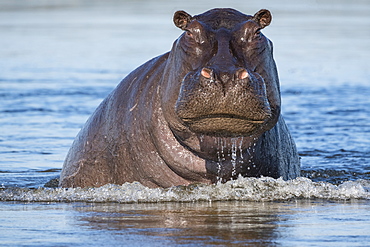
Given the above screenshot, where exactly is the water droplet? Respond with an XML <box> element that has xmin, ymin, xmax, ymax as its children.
<box><xmin>231</xmin><ymin>138</ymin><xmax>237</xmax><ymax>176</ymax></box>
<box><xmin>238</xmin><ymin>137</ymin><xmax>244</xmax><ymax>159</ymax></box>
<box><xmin>199</xmin><ymin>134</ymin><xmax>204</xmax><ymax>143</ymax></box>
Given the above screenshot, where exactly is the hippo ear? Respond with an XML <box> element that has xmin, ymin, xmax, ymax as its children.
<box><xmin>253</xmin><ymin>9</ymin><xmax>272</xmax><ymax>28</ymax></box>
<box><xmin>173</xmin><ymin>10</ymin><xmax>192</xmax><ymax>30</ymax></box>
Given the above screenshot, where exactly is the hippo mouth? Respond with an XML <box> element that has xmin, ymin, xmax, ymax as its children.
<box><xmin>182</xmin><ymin>114</ymin><xmax>266</xmax><ymax>123</ymax></box>
<box><xmin>181</xmin><ymin>114</ymin><xmax>269</xmax><ymax>136</ymax></box>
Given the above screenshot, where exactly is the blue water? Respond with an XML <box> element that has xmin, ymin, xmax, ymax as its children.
<box><xmin>1</xmin><ymin>200</ymin><xmax>369</xmax><ymax>247</ymax></box>
<box><xmin>1</xmin><ymin>0</ymin><xmax>370</xmax><ymax>246</ymax></box>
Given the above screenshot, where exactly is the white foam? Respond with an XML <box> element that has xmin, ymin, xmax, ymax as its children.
<box><xmin>1</xmin><ymin>177</ymin><xmax>369</xmax><ymax>203</ymax></box>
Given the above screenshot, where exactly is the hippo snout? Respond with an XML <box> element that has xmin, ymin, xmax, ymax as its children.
<box><xmin>175</xmin><ymin>68</ymin><xmax>272</xmax><ymax>136</ymax></box>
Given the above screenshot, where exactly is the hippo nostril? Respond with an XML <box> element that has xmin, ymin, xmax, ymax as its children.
<box><xmin>201</xmin><ymin>68</ymin><xmax>213</xmax><ymax>79</ymax></box>
<box><xmin>237</xmin><ymin>68</ymin><xmax>248</xmax><ymax>80</ymax></box>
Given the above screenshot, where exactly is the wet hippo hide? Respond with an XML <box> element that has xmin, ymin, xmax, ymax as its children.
<box><xmin>59</xmin><ymin>8</ymin><xmax>300</xmax><ymax>188</ymax></box>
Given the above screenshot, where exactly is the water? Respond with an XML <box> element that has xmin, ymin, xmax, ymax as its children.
<box><xmin>1</xmin><ymin>0</ymin><xmax>370</xmax><ymax>245</ymax></box>
<box><xmin>1</xmin><ymin>200</ymin><xmax>369</xmax><ymax>247</ymax></box>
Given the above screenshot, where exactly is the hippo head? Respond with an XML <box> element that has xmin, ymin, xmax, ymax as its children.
<box><xmin>161</xmin><ymin>8</ymin><xmax>281</xmax><ymax>162</ymax></box>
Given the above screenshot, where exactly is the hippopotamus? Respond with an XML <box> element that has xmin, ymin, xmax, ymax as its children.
<box><xmin>59</xmin><ymin>8</ymin><xmax>300</xmax><ymax>188</ymax></box>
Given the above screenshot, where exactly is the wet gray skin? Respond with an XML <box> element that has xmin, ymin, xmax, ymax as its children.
<box><xmin>59</xmin><ymin>8</ymin><xmax>300</xmax><ymax>188</ymax></box>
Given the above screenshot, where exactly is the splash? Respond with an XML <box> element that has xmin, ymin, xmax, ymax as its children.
<box><xmin>1</xmin><ymin>177</ymin><xmax>369</xmax><ymax>203</ymax></box>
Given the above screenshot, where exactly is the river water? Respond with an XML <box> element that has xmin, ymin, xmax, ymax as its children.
<box><xmin>1</xmin><ymin>0</ymin><xmax>370</xmax><ymax>246</ymax></box>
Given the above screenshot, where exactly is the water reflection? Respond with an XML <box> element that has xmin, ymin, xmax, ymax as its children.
<box><xmin>74</xmin><ymin>201</ymin><xmax>289</xmax><ymax>245</ymax></box>
<box><xmin>69</xmin><ymin>200</ymin><xmax>370</xmax><ymax>245</ymax></box>
<box><xmin>1</xmin><ymin>198</ymin><xmax>369</xmax><ymax>245</ymax></box>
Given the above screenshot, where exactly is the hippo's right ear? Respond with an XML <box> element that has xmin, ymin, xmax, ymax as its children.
<box><xmin>173</xmin><ymin>11</ymin><xmax>192</xmax><ymax>30</ymax></box>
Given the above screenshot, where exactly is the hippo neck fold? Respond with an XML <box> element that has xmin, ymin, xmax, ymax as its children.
<box><xmin>149</xmin><ymin>93</ymin><xmax>210</xmax><ymax>183</ymax></box>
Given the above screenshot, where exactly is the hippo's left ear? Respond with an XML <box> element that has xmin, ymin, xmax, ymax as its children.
<box><xmin>173</xmin><ymin>10</ymin><xmax>192</xmax><ymax>30</ymax></box>
<box><xmin>253</xmin><ymin>9</ymin><xmax>272</xmax><ymax>28</ymax></box>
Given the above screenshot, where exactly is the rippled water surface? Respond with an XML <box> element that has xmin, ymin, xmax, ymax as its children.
<box><xmin>1</xmin><ymin>0</ymin><xmax>370</xmax><ymax>246</ymax></box>
<box><xmin>2</xmin><ymin>200</ymin><xmax>370</xmax><ymax>246</ymax></box>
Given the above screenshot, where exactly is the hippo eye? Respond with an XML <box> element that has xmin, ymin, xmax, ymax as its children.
<box><xmin>186</xmin><ymin>30</ymin><xmax>193</xmax><ymax>38</ymax></box>
<box><xmin>184</xmin><ymin>29</ymin><xmax>206</xmax><ymax>44</ymax></box>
